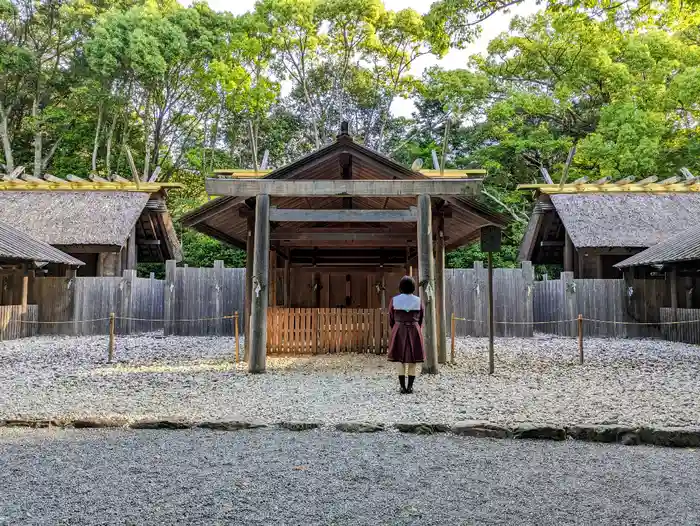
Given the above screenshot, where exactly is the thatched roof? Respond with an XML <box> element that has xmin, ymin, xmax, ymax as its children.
<box><xmin>0</xmin><ymin>191</ymin><xmax>149</xmax><ymax>247</ymax></box>
<box><xmin>616</xmin><ymin>224</ymin><xmax>700</xmax><ymax>268</ymax></box>
<box><xmin>550</xmin><ymin>194</ymin><xmax>700</xmax><ymax>248</ymax></box>
<box><xmin>0</xmin><ymin>221</ymin><xmax>84</xmax><ymax>266</ymax></box>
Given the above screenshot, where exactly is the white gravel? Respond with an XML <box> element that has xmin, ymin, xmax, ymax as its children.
<box><xmin>1</xmin><ymin>333</ymin><xmax>699</xmax><ymax>426</ymax></box>
<box><xmin>2</xmin><ymin>428</ymin><xmax>700</xmax><ymax>525</ymax></box>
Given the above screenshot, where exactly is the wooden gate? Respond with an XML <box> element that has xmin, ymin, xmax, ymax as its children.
<box><xmin>267</xmin><ymin>308</ymin><xmax>390</xmax><ymax>354</ymax></box>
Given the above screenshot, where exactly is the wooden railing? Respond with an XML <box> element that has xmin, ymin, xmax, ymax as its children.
<box><xmin>267</xmin><ymin>308</ymin><xmax>390</xmax><ymax>354</ymax></box>
<box><xmin>0</xmin><ymin>304</ymin><xmax>38</xmax><ymax>341</ymax></box>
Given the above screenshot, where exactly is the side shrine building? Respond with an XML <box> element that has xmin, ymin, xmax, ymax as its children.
<box><xmin>183</xmin><ymin>124</ymin><xmax>505</xmax><ymax>372</ymax></box>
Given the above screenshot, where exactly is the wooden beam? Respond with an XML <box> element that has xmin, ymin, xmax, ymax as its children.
<box><xmin>417</xmin><ymin>194</ymin><xmax>439</xmax><ymax>374</ymax></box>
<box><xmin>248</xmin><ymin>194</ymin><xmax>270</xmax><ymax>374</ymax></box>
<box><xmin>181</xmin><ymin>197</ymin><xmax>246</xmax><ymax>227</ymax></box>
<box><xmin>0</xmin><ymin>180</ymin><xmax>181</xmax><ymax>192</ymax></box>
<box><xmin>518</xmin><ymin>181</ymin><xmax>700</xmax><ymax>194</ymax></box>
<box><xmin>206</xmin><ymin>178</ymin><xmax>482</xmax><ymax>198</ymax></box>
<box><xmin>271</xmin><ymin>232</ymin><xmax>417</xmax><ymax>243</ymax></box>
<box><xmin>213</xmin><ymin>168</ymin><xmax>486</xmax><ymax>178</ymax></box>
<box><xmin>268</xmin><ymin>208</ymin><xmax>418</xmax><ymax>223</ymax></box>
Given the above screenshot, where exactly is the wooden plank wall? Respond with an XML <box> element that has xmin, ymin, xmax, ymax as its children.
<box><xmin>444</xmin><ymin>262</ymin><xmax>534</xmax><ymax>338</ymax></box>
<box><xmin>73</xmin><ymin>276</ymin><xmax>120</xmax><ymax>335</ymax></box>
<box><xmin>534</xmin><ymin>275</ymin><xmax>629</xmax><ymax>338</ymax></box>
<box><xmin>131</xmin><ymin>277</ymin><xmax>165</xmax><ymax>333</ymax></box>
<box><xmin>30</xmin><ymin>277</ymin><xmax>75</xmax><ymax>335</ymax></box>
<box><xmin>660</xmin><ymin>308</ymin><xmax>700</xmax><ymax>344</ymax></box>
<box><xmin>29</xmin><ymin>273</ymin><xmax>166</xmax><ymax>336</ymax></box>
<box><xmin>266</xmin><ymin>307</ymin><xmax>390</xmax><ymax>354</ymax></box>
<box><xmin>0</xmin><ymin>305</ymin><xmax>38</xmax><ymax>340</ymax></box>
<box><xmin>164</xmin><ymin>262</ymin><xmax>245</xmax><ymax>336</ymax></box>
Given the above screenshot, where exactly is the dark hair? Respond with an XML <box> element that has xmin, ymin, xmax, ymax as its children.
<box><xmin>399</xmin><ymin>276</ymin><xmax>416</xmax><ymax>295</ymax></box>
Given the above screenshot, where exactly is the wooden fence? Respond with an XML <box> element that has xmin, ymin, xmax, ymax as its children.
<box><xmin>534</xmin><ymin>273</ymin><xmax>629</xmax><ymax>338</ymax></box>
<box><xmin>164</xmin><ymin>261</ymin><xmax>245</xmax><ymax>336</ymax></box>
<box><xmin>660</xmin><ymin>308</ymin><xmax>700</xmax><ymax>344</ymax></box>
<box><xmin>445</xmin><ymin>262</ymin><xmax>534</xmax><ymax>337</ymax></box>
<box><xmin>267</xmin><ymin>308</ymin><xmax>390</xmax><ymax>354</ymax></box>
<box><xmin>0</xmin><ymin>305</ymin><xmax>38</xmax><ymax>340</ymax></box>
<box><xmin>6</xmin><ymin>261</ymin><xmax>696</xmax><ymax>345</ymax></box>
<box><xmin>29</xmin><ymin>271</ymin><xmax>164</xmax><ymax>336</ymax></box>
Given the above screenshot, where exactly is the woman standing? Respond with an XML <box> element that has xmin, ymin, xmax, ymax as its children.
<box><xmin>387</xmin><ymin>276</ymin><xmax>425</xmax><ymax>394</ymax></box>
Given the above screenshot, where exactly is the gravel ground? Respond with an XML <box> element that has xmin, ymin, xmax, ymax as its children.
<box><xmin>0</xmin><ymin>428</ymin><xmax>699</xmax><ymax>525</ymax></box>
<box><xmin>1</xmin><ymin>333</ymin><xmax>699</xmax><ymax>426</ymax></box>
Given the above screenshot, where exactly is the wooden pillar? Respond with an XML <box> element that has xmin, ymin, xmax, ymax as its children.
<box><xmin>436</xmin><ymin>222</ymin><xmax>447</xmax><ymax>365</ymax></box>
<box><xmin>596</xmin><ymin>253</ymin><xmax>604</xmax><ymax>279</ymax></box>
<box><xmin>417</xmin><ymin>194</ymin><xmax>439</xmax><ymax>374</ymax></box>
<box><xmin>564</xmin><ymin>232</ymin><xmax>574</xmax><ymax>274</ymax></box>
<box><xmin>20</xmin><ymin>275</ymin><xmax>28</xmax><ymax>309</ymax></box>
<box><xmin>269</xmin><ymin>248</ymin><xmax>277</xmax><ymax>307</ymax></box>
<box><xmin>245</xmin><ymin>216</ymin><xmax>254</xmax><ymax>346</ymax></box>
<box><xmin>249</xmin><ymin>194</ymin><xmax>270</xmax><ymax>374</ymax></box>
<box><xmin>313</xmin><ymin>272</ymin><xmax>321</xmax><ymax>307</ymax></box>
<box><xmin>380</xmin><ymin>267</ymin><xmax>386</xmax><ymax>309</ymax></box>
<box><xmin>283</xmin><ymin>259</ymin><xmax>290</xmax><ymax>307</ymax></box>
<box><xmin>670</xmin><ymin>267</ymin><xmax>678</xmax><ymax>317</ymax></box>
<box><xmin>126</xmin><ymin>225</ymin><xmax>137</xmax><ymax>270</ymax></box>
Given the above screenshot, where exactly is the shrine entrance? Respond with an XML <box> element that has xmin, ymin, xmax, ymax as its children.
<box><xmin>182</xmin><ymin>123</ymin><xmax>505</xmax><ymax>373</ymax></box>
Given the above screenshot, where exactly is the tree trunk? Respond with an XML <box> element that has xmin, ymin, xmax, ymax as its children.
<box><xmin>302</xmin><ymin>82</ymin><xmax>321</xmax><ymax>149</ymax></box>
<box><xmin>41</xmin><ymin>137</ymin><xmax>61</xmax><ymax>171</ymax></box>
<box><xmin>105</xmin><ymin>110</ymin><xmax>118</xmax><ymax>176</ymax></box>
<box><xmin>91</xmin><ymin>102</ymin><xmax>104</xmax><ymax>173</ymax></box>
<box><xmin>248</xmin><ymin>119</ymin><xmax>259</xmax><ymax>171</ymax></box>
<box><xmin>0</xmin><ymin>104</ymin><xmax>14</xmax><ymax>173</ymax></box>
<box><xmin>142</xmin><ymin>96</ymin><xmax>151</xmax><ymax>181</ymax></box>
<box><xmin>32</xmin><ymin>95</ymin><xmax>42</xmax><ymax>178</ymax></box>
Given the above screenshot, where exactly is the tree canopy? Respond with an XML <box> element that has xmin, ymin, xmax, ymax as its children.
<box><xmin>0</xmin><ymin>0</ymin><xmax>697</xmax><ymax>270</ymax></box>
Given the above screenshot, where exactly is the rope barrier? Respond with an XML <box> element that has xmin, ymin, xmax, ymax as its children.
<box><xmin>452</xmin><ymin>316</ymin><xmax>700</xmax><ymax>326</ymax></box>
<box><xmin>6</xmin><ymin>313</ymin><xmax>700</xmax><ymax>327</ymax></box>
<box><xmin>6</xmin><ymin>314</ymin><xmax>238</xmax><ymax>324</ymax></box>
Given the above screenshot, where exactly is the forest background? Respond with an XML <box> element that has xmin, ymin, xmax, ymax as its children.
<box><xmin>1</xmin><ymin>0</ymin><xmax>698</xmax><ymax>275</ymax></box>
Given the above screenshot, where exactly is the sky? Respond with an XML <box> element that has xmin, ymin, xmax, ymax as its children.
<box><xmin>178</xmin><ymin>0</ymin><xmax>541</xmax><ymax>117</ymax></box>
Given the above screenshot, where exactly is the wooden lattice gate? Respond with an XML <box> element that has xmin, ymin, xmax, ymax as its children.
<box><xmin>267</xmin><ymin>308</ymin><xmax>390</xmax><ymax>354</ymax></box>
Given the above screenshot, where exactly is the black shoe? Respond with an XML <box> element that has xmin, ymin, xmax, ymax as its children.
<box><xmin>406</xmin><ymin>375</ymin><xmax>415</xmax><ymax>394</ymax></box>
<box><xmin>398</xmin><ymin>375</ymin><xmax>407</xmax><ymax>394</ymax></box>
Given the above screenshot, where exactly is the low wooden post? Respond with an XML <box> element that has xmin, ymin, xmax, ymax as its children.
<box><xmin>108</xmin><ymin>312</ymin><xmax>115</xmax><ymax>363</ymax></box>
<box><xmin>234</xmin><ymin>311</ymin><xmax>240</xmax><ymax>364</ymax></box>
<box><xmin>450</xmin><ymin>312</ymin><xmax>456</xmax><ymax>364</ymax></box>
<box><xmin>578</xmin><ymin>314</ymin><xmax>584</xmax><ymax>364</ymax></box>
